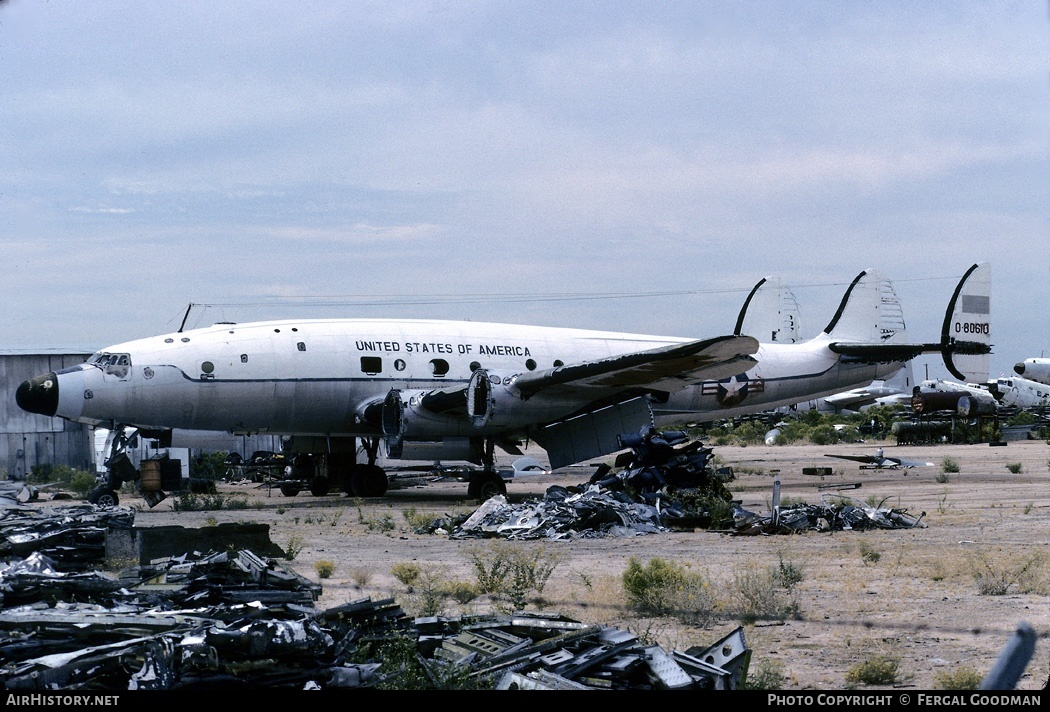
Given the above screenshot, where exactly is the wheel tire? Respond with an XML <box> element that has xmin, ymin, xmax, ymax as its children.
<box><xmin>279</xmin><ymin>482</ymin><xmax>301</xmax><ymax>497</ymax></box>
<box><xmin>350</xmin><ymin>464</ymin><xmax>388</xmax><ymax>498</ymax></box>
<box><xmin>472</xmin><ymin>472</ymin><xmax>507</xmax><ymax>503</ymax></box>
<box><xmin>310</xmin><ymin>476</ymin><xmax>331</xmax><ymax>497</ymax></box>
<box><xmin>88</xmin><ymin>487</ymin><xmax>119</xmax><ymax>507</ymax></box>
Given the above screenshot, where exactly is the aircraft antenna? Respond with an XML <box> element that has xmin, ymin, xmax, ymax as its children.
<box><xmin>178</xmin><ymin>303</ymin><xmax>196</xmax><ymax>333</ymax></box>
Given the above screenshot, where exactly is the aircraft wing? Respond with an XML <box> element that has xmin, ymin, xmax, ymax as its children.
<box><xmin>513</xmin><ymin>334</ymin><xmax>760</xmax><ymax>399</ymax></box>
<box><xmin>416</xmin><ymin>334</ymin><xmax>759</xmax><ymax>415</ymax></box>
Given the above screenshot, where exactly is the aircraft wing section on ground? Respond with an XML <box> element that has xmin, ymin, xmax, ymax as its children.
<box><xmin>825</xmin><ymin>453</ymin><xmax>935</xmax><ymax>470</ymax></box>
<box><xmin>513</xmin><ymin>334</ymin><xmax>760</xmax><ymax>398</ymax></box>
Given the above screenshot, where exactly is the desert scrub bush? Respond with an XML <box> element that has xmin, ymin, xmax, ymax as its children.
<box><xmin>857</xmin><ymin>540</ymin><xmax>881</xmax><ymax>565</ymax></box>
<box><xmin>69</xmin><ymin>470</ymin><xmax>98</xmax><ymax>496</ymax></box>
<box><xmin>315</xmin><ymin>560</ymin><xmax>336</xmax><ymax>579</ymax></box>
<box><xmin>361</xmin><ymin>512</ymin><xmax>396</xmax><ymax>532</ymax></box>
<box><xmin>845</xmin><ymin>654</ymin><xmax>902</xmax><ymax>686</ymax></box>
<box><xmin>727</xmin><ymin>559</ymin><xmax>802</xmax><ymax>624</ymax></box>
<box><xmin>941</xmin><ymin>456</ymin><xmax>960</xmax><ymax>473</ymax></box>
<box><xmin>402</xmin><ymin>507</ymin><xmax>439</xmax><ymax>531</ymax></box>
<box><xmin>935</xmin><ymin>471</ymin><xmax>951</xmax><ymax>484</ymax></box>
<box><xmin>446</xmin><ymin>579</ymin><xmax>480</xmax><ymax>604</ymax></box>
<box><xmin>283</xmin><ymin>534</ymin><xmax>304</xmax><ymax>561</ymax></box>
<box><xmin>391</xmin><ymin>562</ymin><xmax>421</xmax><ymax>588</ymax></box>
<box><xmin>1005</xmin><ymin>462</ymin><xmax>1023</xmax><ymax>474</ymax></box>
<box><xmin>970</xmin><ymin>551</ymin><xmax>1046</xmax><ymax>595</ymax></box>
<box><xmin>775</xmin><ymin>551</ymin><xmax>804</xmax><ymax>587</ymax></box>
<box><xmin>468</xmin><ymin>542</ymin><xmax>564</xmax><ymax>611</ymax></box>
<box><xmin>350</xmin><ymin>567</ymin><xmax>371</xmax><ymax>586</ymax></box>
<box><xmin>742</xmin><ymin>658</ymin><xmax>787</xmax><ymax>690</ymax></box>
<box><xmin>172</xmin><ymin>492</ymin><xmax>248</xmax><ymax>511</ymax></box>
<box><xmin>621</xmin><ymin>557</ymin><xmax>718</xmax><ymax>626</ymax></box>
<box><xmin>410</xmin><ymin>566</ymin><xmax>451</xmax><ymax>617</ymax></box>
<box><xmin>672</xmin><ymin>490</ymin><xmax>734</xmax><ymax>528</ymax></box>
<box><xmin>808</xmin><ymin>424</ymin><xmax>841</xmax><ymax>446</ymax></box>
<box><xmin>932</xmin><ymin>666</ymin><xmax>983</xmax><ymax>690</ymax></box>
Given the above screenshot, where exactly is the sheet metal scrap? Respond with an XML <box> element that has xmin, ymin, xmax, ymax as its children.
<box><xmin>451</xmin><ymin>486</ymin><xmax>665</xmax><ymax>540</ymax></box>
<box><xmin>0</xmin><ymin>504</ymin><xmax>135</xmax><ymax>569</ymax></box>
<box><xmin>137</xmin><ymin>548</ymin><xmax>323</xmax><ymax>606</ymax></box>
<box><xmin>729</xmin><ymin>494</ymin><xmax>926</xmax><ymax>536</ymax></box>
<box><xmin>419</xmin><ymin>613</ymin><xmax>751</xmax><ymax>690</ymax></box>
<box><xmin>0</xmin><ymin>528</ymin><xmax>754</xmax><ymax>692</ymax></box>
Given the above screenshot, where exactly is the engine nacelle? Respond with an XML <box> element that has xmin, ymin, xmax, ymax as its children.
<box><xmin>466</xmin><ymin>369</ymin><xmax>566</xmax><ymax>429</ymax></box>
<box><xmin>377</xmin><ymin>388</ymin><xmax>480</xmax><ymax>442</ymax></box>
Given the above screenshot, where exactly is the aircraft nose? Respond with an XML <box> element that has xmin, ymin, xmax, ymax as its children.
<box><xmin>1013</xmin><ymin>362</ymin><xmax>1025</xmax><ymax>376</ymax></box>
<box><xmin>16</xmin><ymin>372</ymin><xmax>59</xmax><ymax>417</ymax></box>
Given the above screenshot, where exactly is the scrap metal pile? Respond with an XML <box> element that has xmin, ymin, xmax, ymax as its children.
<box><xmin>447</xmin><ymin>428</ymin><xmax>926</xmax><ymax>540</ymax></box>
<box><xmin>0</xmin><ymin>503</ymin><xmax>752</xmax><ymax>690</ymax></box>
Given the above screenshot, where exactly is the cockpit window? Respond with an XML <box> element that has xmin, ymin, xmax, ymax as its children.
<box><xmin>91</xmin><ymin>352</ymin><xmax>132</xmax><ymax>378</ymax></box>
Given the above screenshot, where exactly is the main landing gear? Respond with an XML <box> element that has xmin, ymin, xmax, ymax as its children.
<box><xmin>280</xmin><ymin>436</ymin><xmax>509</xmax><ymax>503</ymax></box>
<box><xmin>466</xmin><ymin>437</ymin><xmax>507</xmax><ymax>503</ymax></box>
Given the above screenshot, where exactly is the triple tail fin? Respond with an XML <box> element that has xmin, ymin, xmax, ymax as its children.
<box><xmin>823</xmin><ymin>263</ymin><xmax>992</xmax><ymax>372</ymax></box>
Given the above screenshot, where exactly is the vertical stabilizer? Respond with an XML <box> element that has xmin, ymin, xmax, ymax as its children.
<box><xmin>733</xmin><ymin>277</ymin><xmax>802</xmax><ymax>343</ymax></box>
<box><xmin>941</xmin><ymin>263</ymin><xmax>991</xmax><ymax>383</ymax></box>
<box><xmin>820</xmin><ymin>270</ymin><xmax>907</xmax><ymax>343</ymax></box>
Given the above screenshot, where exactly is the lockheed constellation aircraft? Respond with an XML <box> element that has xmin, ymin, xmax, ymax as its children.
<box><xmin>17</xmin><ymin>264</ymin><xmax>991</xmax><ymax>505</ymax></box>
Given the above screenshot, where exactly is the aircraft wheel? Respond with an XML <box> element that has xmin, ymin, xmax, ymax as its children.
<box><xmin>310</xmin><ymin>476</ymin><xmax>331</xmax><ymax>497</ymax></box>
<box><xmin>470</xmin><ymin>472</ymin><xmax>506</xmax><ymax>503</ymax></box>
<box><xmin>279</xmin><ymin>482</ymin><xmax>301</xmax><ymax>497</ymax></box>
<box><xmin>350</xmin><ymin>464</ymin><xmax>388</xmax><ymax>498</ymax></box>
<box><xmin>88</xmin><ymin>487</ymin><xmax>119</xmax><ymax>508</ymax></box>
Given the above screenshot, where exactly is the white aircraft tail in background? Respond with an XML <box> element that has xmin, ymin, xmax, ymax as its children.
<box><xmin>733</xmin><ymin>276</ymin><xmax>802</xmax><ymax>344</ymax></box>
<box><xmin>939</xmin><ymin>262</ymin><xmax>991</xmax><ymax>384</ymax></box>
<box><xmin>1012</xmin><ymin>357</ymin><xmax>1050</xmax><ymax>387</ymax></box>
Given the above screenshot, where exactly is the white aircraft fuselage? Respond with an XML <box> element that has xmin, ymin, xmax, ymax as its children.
<box><xmin>37</xmin><ymin>318</ymin><xmax>893</xmax><ymax>437</ymax></box>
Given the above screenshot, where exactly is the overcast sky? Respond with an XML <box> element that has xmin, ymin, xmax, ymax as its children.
<box><xmin>2</xmin><ymin>1</ymin><xmax>1046</xmax><ymax>382</ymax></box>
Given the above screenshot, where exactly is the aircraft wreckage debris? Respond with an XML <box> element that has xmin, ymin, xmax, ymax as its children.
<box><xmin>0</xmin><ymin>505</ymin><xmax>752</xmax><ymax>690</ymax></box>
<box><xmin>438</xmin><ymin>429</ymin><xmax>926</xmax><ymax>539</ymax></box>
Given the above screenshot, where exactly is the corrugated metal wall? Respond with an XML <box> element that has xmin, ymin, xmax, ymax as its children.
<box><xmin>1</xmin><ymin>353</ymin><xmax>94</xmax><ymax>479</ymax></box>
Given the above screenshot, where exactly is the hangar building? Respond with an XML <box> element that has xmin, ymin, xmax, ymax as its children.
<box><xmin>1</xmin><ymin>351</ymin><xmax>94</xmax><ymax>479</ymax></box>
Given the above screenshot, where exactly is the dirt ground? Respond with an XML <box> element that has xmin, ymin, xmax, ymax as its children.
<box><xmin>124</xmin><ymin>437</ymin><xmax>1050</xmax><ymax>691</ymax></box>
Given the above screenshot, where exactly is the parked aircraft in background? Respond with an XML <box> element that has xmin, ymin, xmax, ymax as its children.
<box><xmin>912</xmin><ymin>377</ymin><xmax>999</xmax><ymax>417</ymax></box>
<box><xmin>815</xmin><ymin>362</ymin><xmax>915</xmax><ymax>414</ymax></box>
<box><xmin>17</xmin><ymin>264</ymin><xmax>991</xmax><ymax>505</ymax></box>
<box><xmin>993</xmin><ymin>375</ymin><xmax>1050</xmax><ymax>409</ymax></box>
<box><xmin>1012</xmin><ymin>357</ymin><xmax>1050</xmax><ymax>387</ymax></box>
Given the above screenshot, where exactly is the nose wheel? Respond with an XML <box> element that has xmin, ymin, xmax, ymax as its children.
<box><xmin>88</xmin><ymin>487</ymin><xmax>120</xmax><ymax>508</ymax></box>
